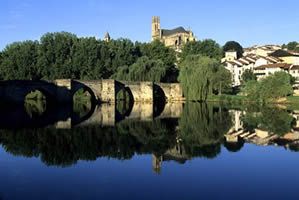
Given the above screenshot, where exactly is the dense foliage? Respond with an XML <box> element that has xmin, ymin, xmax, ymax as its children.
<box><xmin>282</xmin><ymin>41</ymin><xmax>299</xmax><ymax>52</ymax></box>
<box><xmin>179</xmin><ymin>55</ymin><xmax>231</xmax><ymax>101</ymax></box>
<box><xmin>241</xmin><ymin>69</ymin><xmax>257</xmax><ymax>84</ymax></box>
<box><xmin>242</xmin><ymin>71</ymin><xmax>293</xmax><ymax>102</ymax></box>
<box><xmin>178</xmin><ymin>103</ymin><xmax>232</xmax><ymax>158</ymax></box>
<box><xmin>0</xmin><ymin>32</ymin><xmax>177</xmax><ymax>82</ymax></box>
<box><xmin>242</xmin><ymin>106</ymin><xmax>295</xmax><ymax>135</ymax></box>
<box><xmin>223</xmin><ymin>41</ymin><xmax>244</xmax><ymax>58</ymax></box>
<box><xmin>179</xmin><ymin>39</ymin><xmax>223</xmax><ymax>62</ymax></box>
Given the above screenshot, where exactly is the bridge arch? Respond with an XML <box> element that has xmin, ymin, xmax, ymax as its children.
<box><xmin>115</xmin><ymin>83</ymin><xmax>134</xmax><ymax>118</ymax></box>
<box><xmin>71</xmin><ymin>80</ymin><xmax>97</xmax><ymax>103</ymax></box>
<box><xmin>24</xmin><ymin>87</ymin><xmax>56</xmax><ymax>103</ymax></box>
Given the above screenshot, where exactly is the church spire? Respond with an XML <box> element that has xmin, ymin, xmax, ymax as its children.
<box><xmin>104</xmin><ymin>32</ymin><xmax>111</xmax><ymax>42</ymax></box>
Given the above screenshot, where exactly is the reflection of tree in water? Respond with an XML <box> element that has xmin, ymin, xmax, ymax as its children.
<box><xmin>116</xmin><ymin>119</ymin><xmax>177</xmax><ymax>155</ymax></box>
<box><xmin>24</xmin><ymin>99</ymin><xmax>47</xmax><ymax>118</ymax></box>
<box><xmin>242</xmin><ymin>106</ymin><xmax>295</xmax><ymax>135</ymax></box>
<box><xmin>178</xmin><ymin>103</ymin><xmax>232</xmax><ymax>158</ymax></box>
<box><xmin>0</xmin><ymin>103</ymin><xmax>237</xmax><ymax>167</ymax></box>
<box><xmin>0</xmin><ymin>118</ymin><xmax>177</xmax><ymax>167</ymax></box>
<box><xmin>223</xmin><ymin>140</ymin><xmax>245</xmax><ymax>152</ymax></box>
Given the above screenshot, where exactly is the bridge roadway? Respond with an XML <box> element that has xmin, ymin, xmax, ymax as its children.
<box><xmin>0</xmin><ymin>79</ymin><xmax>184</xmax><ymax>104</ymax></box>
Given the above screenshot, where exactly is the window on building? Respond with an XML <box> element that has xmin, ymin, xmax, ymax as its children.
<box><xmin>178</xmin><ymin>36</ymin><xmax>182</xmax><ymax>46</ymax></box>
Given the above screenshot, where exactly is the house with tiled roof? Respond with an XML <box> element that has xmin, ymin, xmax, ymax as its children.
<box><xmin>269</xmin><ymin>49</ymin><xmax>299</xmax><ymax>65</ymax></box>
<box><xmin>224</xmin><ymin>54</ymin><xmax>282</xmax><ymax>87</ymax></box>
<box><xmin>243</xmin><ymin>45</ymin><xmax>281</xmax><ymax>57</ymax></box>
<box><xmin>254</xmin><ymin>63</ymin><xmax>299</xmax><ymax>81</ymax></box>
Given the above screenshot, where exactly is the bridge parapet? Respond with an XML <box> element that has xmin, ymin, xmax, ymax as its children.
<box><xmin>155</xmin><ymin>83</ymin><xmax>184</xmax><ymax>102</ymax></box>
<box><xmin>122</xmin><ymin>81</ymin><xmax>153</xmax><ymax>102</ymax></box>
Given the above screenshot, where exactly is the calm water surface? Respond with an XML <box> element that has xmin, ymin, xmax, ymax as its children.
<box><xmin>0</xmin><ymin>102</ymin><xmax>299</xmax><ymax>200</ymax></box>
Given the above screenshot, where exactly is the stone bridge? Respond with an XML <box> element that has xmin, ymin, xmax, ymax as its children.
<box><xmin>0</xmin><ymin>79</ymin><xmax>184</xmax><ymax>104</ymax></box>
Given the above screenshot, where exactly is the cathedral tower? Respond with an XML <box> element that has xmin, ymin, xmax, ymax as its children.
<box><xmin>151</xmin><ymin>16</ymin><xmax>161</xmax><ymax>41</ymax></box>
<box><xmin>104</xmin><ymin>32</ymin><xmax>111</xmax><ymax>42</ymax></box>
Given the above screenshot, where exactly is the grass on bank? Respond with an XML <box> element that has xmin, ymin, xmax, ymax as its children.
<box><xmin>208</xmin><ymin>94</ymin><xmax>299</xmax><ymax>105</ymax></box>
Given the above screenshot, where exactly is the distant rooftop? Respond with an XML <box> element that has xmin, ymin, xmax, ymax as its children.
<box><xmin>161</xmin><ymin>27</ymin><xmax>189</xmax><ymax>37</ymax></box>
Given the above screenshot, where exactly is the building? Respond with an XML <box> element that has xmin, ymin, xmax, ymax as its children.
<box><xmin>104</xmin><ymin>32</ymin><xmax>111</xmax><ymax>42</ymax></box>
<box><xmin>151</xmin><ymin>16</ymin><xmax>196</xmax><ymax>51</ymax></box>
<box><xmin>254</xmin><ymin>63</ymin><xmax>299</xmax><ymax>80</ymax></box>
<box><xmin>269</xmin><ymin>49</ymin><xmax>299</xmax><ymax>65</ymax></box>
<box><xmin>224</xmin><ymin>48</ymin><xmax>285</xmax><ymax>87</ymax></box>
<box><xmin>225</xmin><ymin>55</ymin><xmax>258</xmax><ymax>87</ymax></box>
<box><xmin>254</xmin><ymin>63</ymin><xmax>291</xmax><ymax>80</ymax></box>
<box><xmin>222</xmin><ymin>50</ymin><xmax>238</xmax><ymax>62</ymax></box>
<box><xmin>243</xmin><ymin>45</ymin><xmax>281</xmax><ymax>57</ymax></box>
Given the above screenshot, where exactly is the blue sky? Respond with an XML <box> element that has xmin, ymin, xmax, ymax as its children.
<box><xmin>0</xmin><ymin>0</ymin><xmax>299</xmax><ymax>50</ymax></box>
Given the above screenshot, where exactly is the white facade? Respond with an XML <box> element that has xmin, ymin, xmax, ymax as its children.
<box><xmin>224</xmin><ymin>53</ymin><xmax>286</xmax><ymax>86</ymax></box>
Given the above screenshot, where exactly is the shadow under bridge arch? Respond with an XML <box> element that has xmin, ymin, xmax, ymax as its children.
<box><xmin>115</xmin><ymin>80</ymin><xmax>134</xmax><ymax>120</ymax></box>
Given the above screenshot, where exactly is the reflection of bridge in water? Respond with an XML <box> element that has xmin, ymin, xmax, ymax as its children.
<box><xmin>0</xmin><ymin>102</ymin><xmax>183</xmax><ymax>129</ymax></box>
<box><xmin>58</xmin><ymin>102</ymin><xmax>183</xmax><ymax>129</ymax></box>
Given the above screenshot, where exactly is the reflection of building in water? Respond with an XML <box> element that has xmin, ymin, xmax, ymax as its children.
<box><xmin>228</xmin><ymin>110</ymin><xmax>244</xmax><ymax>133</ymax></box>
<box><xmin>152</xmin><ymin>154</ymin><xmax>163</xmax><ymax>174</ymax></box>
<box><xmin>292</xmin><ymin>110</ymin><xmax>299</xmax><ymax>130</ymax></box>
<box><xmin>152</xmin><ymin>140</ymin><xmax>190</xmax><ymax>174</ymax></box>
<box><xmin>225</xmin><ymin>109</ymin><xmax>299</xmax><ymax>151</ymax></box>
<box><xmin>225</xmin><ymin>110</ymin><xmax>247</xmax><ymax>143</ymax></box>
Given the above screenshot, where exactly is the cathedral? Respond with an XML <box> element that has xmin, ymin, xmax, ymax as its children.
<box><xmin>151</xmin><ymin>16</ymin><xmax>196</xmax><ymax>51</ymax></box>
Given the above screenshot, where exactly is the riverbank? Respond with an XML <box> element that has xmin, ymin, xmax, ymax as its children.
<box><xmin>207</xmin><ymin>94</ymin><xmax>299</xmax><ymax>106</ymax></box>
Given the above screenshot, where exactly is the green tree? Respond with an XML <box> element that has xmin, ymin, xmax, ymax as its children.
<box><xmin>71</xmin><ymin>37</ymin><xmax>111</xmax><ymax>79</ymax></box>
<box><xmin>106</xmin><ymin>38</ymin><xmax>141</xmax><ymax>76</ymax></box>
<box><xmin>0</xmin><ymin>52</ymin><xmax>3</xmax><ymax>80</ymax></box>
<box><xmin>179</xmin><ymin>55</ymin><xmax>221</xmax><ymax>101</ymax></box>
<box><xmin>241</xmin><ymin>69</ymin><xmax>257</xmax><ymax>84</ymax></box>
<box><xmin>212</xmin><ymin>66</ymin><xmax>232</xmax><ymax>95</ymax></box>
<box><xmin>223</xmin><ymin>41</ymin><xmax>244</xmax><ymax>58</ymax></box>
<box><xmin>180</xmin><ymin>39</ymin><xmax>222</xmax><ymax>62</ymax></box>
<box><xmin>113</xmin><ymin>56</ymin><xmax>167</xmax><ymax>82</ymax></box>
<box><xmin>0</xmin><ymin>41</ymin><xmax>39</xmax><ymax>80</ymax></box>
<box><xmin>178</xmin><ymin>103</ymin><xmax>232</xmax><ymax>158</ymax></box>
<box><xmin>37</xmin><ymin>32</ymin><xmax>77</xmax><ymax>79</ymax></box>
<box><xmin>242</xmin><ymin>106</ymin><xmax>295</xmax><ymax>136</ymax></box>
<box><xmin>286</xmin><ymin>41</ymin><xmax>298</xmax><ymax>51</ymax></box>
<box><xmin>243</xmin><ymin>72</ymin><xmax>293</xmax><ymax>102</ymax></box>
<box><xmin>136</xmin><ymin>40</ymin><xmax>178</xmax><ymax>82</ymax></box>
<box><xmin>137</xmin><ymin>40</ymin><xmax>176</xmax><ymax>68</ymax></box>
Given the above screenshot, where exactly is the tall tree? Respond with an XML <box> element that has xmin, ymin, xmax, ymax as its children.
<box><xmin>37</xmin><ymin>32</ymin><xmax>77</xmax><ymax>79</ymax></box>
<box><xmin>212</xmin><ymin>66</ymin><xmax>232</xmax><ymax>95</ymax></box>
<box><xmin>243</xmin><ymin>71</ymin><xmax>293</xmax><ymax>102</ymax></box>
<box><xmin>0</xmin><ymin>41</ymin><xmax>39</xmax><ymax>80</ymax></box>
<box><xmin>137</xmin><ymin>40</ymin><xmax>176</xmax><ymax>68</ymax></box>
<box><xmin>179</xmin><ymin>55</ymin><xmax>220</xmax><ymax>101</ymax></box>
<box><xmin>180</xmin><ymin>39</ymin><xmax>222</xmax><ymax>61</ymax></box>
<box><xmin>223</xmin><ymin>41</ymin><xmax>244</xmax><ymax>58</ymax></box>
<box><xmin>71</xmin><ymin>37</ymin><xmax>111</xmax><ymax>79</ymax></box>
<box><xmin>241</xmin><ymin>69</ymin><xmax>257</xmax><ymax>84</ymax></box>
<box><xmin>113</xmin><ymin>56</ymin><xmax>167</xmax><ymax>82</ymax></box>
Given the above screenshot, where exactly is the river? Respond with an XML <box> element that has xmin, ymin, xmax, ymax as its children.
<box><xmin>0</xmin><ymin>101</ymin><xmax>298</xmax><ymax>199</ymax></box>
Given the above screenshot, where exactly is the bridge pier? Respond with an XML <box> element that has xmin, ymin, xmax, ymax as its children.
<box><xmin>101</xmin><ymin>79</ymin><xmax>116</xmax><ymax>103</ymax></box>
<box><xmin>124</xmin><ymin>81</ymin><xmax>153</xmax><ymax>102</ymax></box>
<box><xmin>155</xmin><ymin>83</ymin><xmax>184</xmax><ymax>102</ymax></box>
<box><xmin>54</xmin><ymin>79</ymin><xmax>72</xmax><ymax>103</ymax></box>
